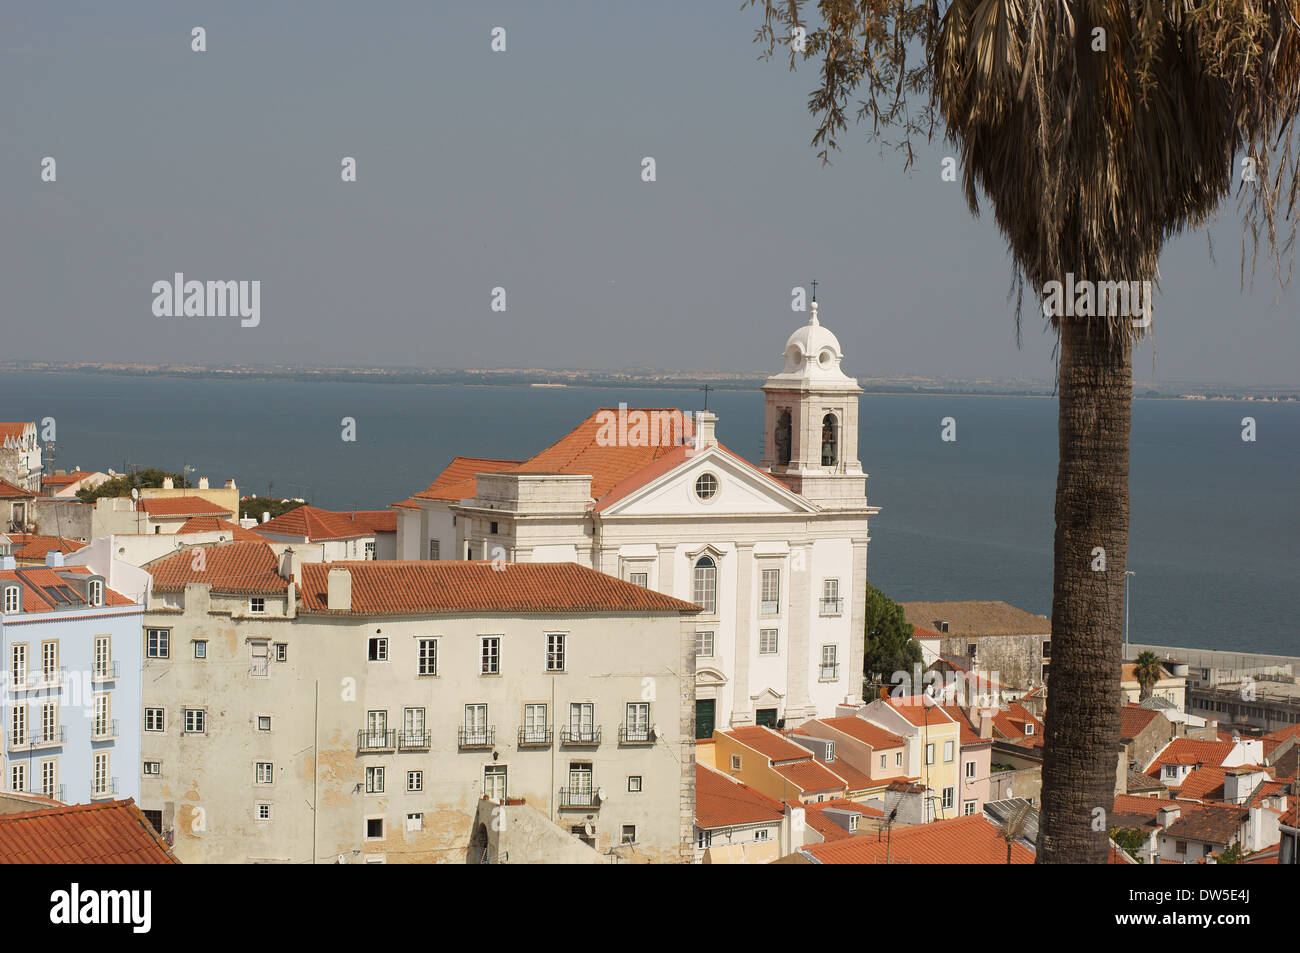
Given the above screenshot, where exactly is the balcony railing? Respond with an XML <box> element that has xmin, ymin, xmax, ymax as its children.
<box><xmin>15</xmin><ymin>667</ymin><xmax>68</xmax><ymax>691</ymax></box>
<box><xmin>31</xmin><ymin>726</ymin><xmax>68</xmax><ymax>749</ymax></box>
<box><xmin>458</xmin><ymin>726</ymin><xmax>495</xmax><ymax>749</ymax></box>
<box><xmin>518</xmin><ymin>726</ymin><xmax>553</xmax><ymax>748</ymax></box>
<box><xmin>560</xmin><ymin>726</ymin><xmax>601</xmax><ymax>746</ymax></box>
<box><xmin>759</xmin><ymin>600</ymin><xmax>779</xmax><ymax>615</ymax></box>
<box><xmin>250</xmin><ymin>656</ymin><xmax>270</xmax><ymax>677</ymax></box>
<box><xmin>398</xmin><ymin>729</ymin><xmax>431</xmax><ymax>751</ymax></box>
<box><xmin>820</xmin><ymin>597</ymin><xmax>844</xmax><ymax>615</ymax></box>
<box><xmin>357</xmin><ymin>729</ymin><xmax>396</xmax><ymax>752</ymax></box>
<box><xmin>558</xmin><ymin>786</ymin><xmax>601</xmax><ymax>810</ymax></box>
<box><xmin>6</xmin><ymin>730</ymin><xmax>27</xmax><ymax>750</ymax></box>
<box><xmin>619</xmin><ymin>724</ymin><xmax>655</xmax><ymax>745</ymax></box>
<box><xmin>92</xmin><ymin>661</ymin><xmax>121</xmax><ymax>682</ymax></box>
<box><xmin>819</xmin><ymin>663</ymin><xmax>840</xmax><ymax>681</ymax></box>
<box><xmin>90</xmin><ymin>778</ymin><xmax>119</xmax><ymax>800</ymax></box>
<box><xmin>91</xmin><ymin>719</ymin><xmax>119</xmax><ymax>741</ymax></box>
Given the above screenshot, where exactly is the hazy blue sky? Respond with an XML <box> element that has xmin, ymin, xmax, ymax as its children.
<box><xmin>2</xmin><ymin>1</ymin><xmax>1295</xmax><ymax>385</ymax></box>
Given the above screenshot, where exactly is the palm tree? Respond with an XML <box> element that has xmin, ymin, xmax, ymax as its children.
<box><xmin>1132</xmin><ymin>650</ymin><xmax>1164</xmax><ymax>701</ymax></box>
<box><xmin>747</xmin><ymin>1</ymin><xmax>1300</xmax><ymax>862</ymax></box>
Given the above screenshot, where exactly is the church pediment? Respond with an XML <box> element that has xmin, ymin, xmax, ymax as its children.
<box><xmin>696</xmin><ymin>667</ymin><xmax>728</xmax><ymax>686</ymax></box>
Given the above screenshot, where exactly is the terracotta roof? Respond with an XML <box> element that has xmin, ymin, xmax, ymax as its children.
<box><xmin>1176</xmin><ymin>766</ymin><xmax>1228</xmax><ymax>800</ymax></box>
<box><xmin>296</xmin><ymin>560</ymin><xmax>701</xmax><ymax>615</ymax></box>
<box><xmin>822</xmin><ymin>756</ymin><xmax>875</xmax><ymax>792</ymax></box>
<box><xmin>813</xmin><ymin>717</ymin><xmax>906</xmax><ymax>750</ymax></box>
<box><xmin>414</xmin><ymin>456</ymin><xmax>527</xmax><ymax>502</ymax></box>
<box><xmin>1164</xmin><ymin>804</ymin><xmax>1244</xmax><ymax>845</ymax></box>
<box><xmin>939</xmin><ymin>706</ymin><xmax>991</xmax><ymax>747</ymax></box>
<box><xmin>0</xmin><ymin>799</ymin><xmax>177</xmax><ymax>863</ymax></box>
<box><xmin>147</xmin><ymin>541</ymin><xmax>288</xmax><ymax>594</ymax></box>
<box><xmin>41</xmin><ymin>470</ymin><xmax>97</xmax><ymax>488</ymax></box>
<box><xmin>992</xmin><ymin>703</ymin><xmax>1044</xmax><ymax>746</ymax></box>
<box><xmin>773</xmin><ymin>759</ymin><xmax>848</xmax><ymax>794</ymax></box>
<box><xmin>883</xmin><ymin>697</ymin><xmax>957</xmax><ymax>728</ymax></box>
<box><xmin>801</xmin><ymin>814</ymin><xmax>1036</xmax><ymax>864</ymax></box>
<box><xmin>724</xmin><ymin>725</ymin><xmax>817</xmax><ymax>763</ymax></box>
<box><xmin>899</xmin><ymin>601</ymin><xmax>1050</xmax><ymax>637</ymax></box>
<box><xmin>10</xmin><ymin>536</ymin><xmax>82</xmax><ymax>560</ymax></box>
<box><xmin>1120</xmin><ymin>704</ymin><xmax>1161</xmax><ymax>740</ymax></box>
<box><xmin>138</xmin><ymin>496</ymin><xmax>232</xmax><ymax>517</ymax></box>
<box><xmin>1146</xmin><ymin>739</ymin><xmax>1237</xmax><ymax>777</ymax></box>
<box><xmin>694</xmin><ymin>764</ymin><xmax>785</xmax><ymax>829</ymax></box>
<box><xmin>0</xmin><ymin>479</ymin><xmax>35</xmax><ymax>499</ymax></box>
<box><xmin>346</xmin><ymin>510</ymin><xmax>397</xmax><ymax>534</ymax></box>
<box><xmin>255</xmin><ymin>505</ymin><xmax>367</xmax><ymax>541</ymax></box>
<box><xmin>176</xmin><ymin>516</ymin><xmax>262</xmax><ymax>541</ymax></box>
<box><xmin>0</xmin><ymin>423</ymin><xmax>33</xmax><ymax>445</ymax></box>
<box><xmin>802</xmin><ymin>799</ymin><xmax>884</xmax><ymax>842</ymax></box>
<box><xmin>1265</xmin><ymin>724</ymin><xmax>1300</xmax><ymax>744</ymax></box>
<box><xmin>0</xmin><ymin>566</ymin><xmax>134</xmax><ymax>613</ymax></box>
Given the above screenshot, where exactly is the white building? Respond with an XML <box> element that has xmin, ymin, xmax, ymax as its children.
<box><xmin>394</xmin><ymin>302</ymin><xmax>879</xmax><ymax>735</ymax></box>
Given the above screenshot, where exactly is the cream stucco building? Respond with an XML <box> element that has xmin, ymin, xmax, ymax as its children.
<box><xmin>394</xmin><ymin>302</ymin><xmax>879</xmax><ymax>735</ymax></box>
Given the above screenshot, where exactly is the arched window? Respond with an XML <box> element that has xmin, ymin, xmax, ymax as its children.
<box><xmin>821</xmin><ymin>413</ymin><xmax>839</xmax><ymax>467</ymax></box>
<box><xmin>692</xmin><ymin>556</ymin><xmax>717</xmax><ymax>613</ymax></box>
<box><xmin>774</xmin><ymin>409</ymin><xmax>792</xmax><ymax>466</ymax></box>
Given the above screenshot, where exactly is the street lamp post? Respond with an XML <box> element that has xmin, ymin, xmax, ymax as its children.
<box><xmin>1124</xmin><ymin>570</ymin><xmax>1137</xmax><ymax>659</ymax></box>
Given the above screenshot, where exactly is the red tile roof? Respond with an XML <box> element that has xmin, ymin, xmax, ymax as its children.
<box><xmin>296</xmin><ymin>560</ymin><xmax>701</xmax><ymax>615</ymax></box>
<box><xmin>138</xmin><ymin>496</ymin><xmax>232</xmax><ymax>517</ymax></box>
<box><xmin>802</xmin><ymin>799</ymin><xmax>884</xmax><ymax>842</ymax></box>
<box><xmin>1120</xmin><ymin>704</ymin><xmax>1161</xmax><ymax>740</ymax></box>
<box><xmin>9</xmin><ymin>535</ymin><xmax>82</xmax><ymax>560</ymax></box>
<box><xmin>1146</xmin><ymin>739</ymin><xmax>1238</xmax><ymax>777</ymax></box>
<box><xmin>823</xmin><ymin>757</ymin><xmax>875</xmax><ymax>792</ymax></box>
<box><xmin>773</xmin><ymin>759</ymin><xmax>848</xmax><ymax>795</ymax></box>
<box><xmin>0</xmin><ymin>566</ymin><xmax>134</xmax><ymax>613</ymax></box>
<box><xmin>694</xmin><ymin>764</ymin><xmax>786</xmax><ymax>829</ymax></box>
<box><xmin>0</xmin><ymin>799</ymin><xmax>177</xmax><ymax>863</ymax></box>
<box><xmin>992</xmin><ymin>703</ymin><xmax>1044</xmax><ymax>746</ymax></box>
<box><xmin>0</xmin><ymin>479</ymin><xmax>35</xmax><ymax>499</ymax></box>
<box><xmin>346</xmin><ymin>510</ymin><xmax>397</xmax><ymax>534</ymax></box>
<box><xmin>147</xmin><ymin>541</ymin><xmax>289</xmax><ymax>594</ymax></box>
<box><xmin>884</xmin><ymin>697</ymin><xmax>957</xmax><ymax>728</ymax></box>
<box><xmin>1265</xmin><ymin>724</ymin><xmax>1300</xmax><ymax>744</ymax></box>
<box><xmin>413</xmin><ymin>456</ymin><xmax>526</xmax><ymax>502</ymax></box>
<box><xmin>725</xmin><ymin>725</ymin><xmax>817</xmax><ymax>763</ymax></box>
<box><xmin>0</xmin><ymin>423</ymin><xmax>33</xmax><ymax>446</ymax></box>
<box><xmin>938</xmin><ymin>706</ymin><xmax>991</xmax><ymax>747</ymax></box>
<box><xmin>801</xmin><ymin>814</ymin><xmax>1036</xmax><ymax>864</ymax></box>
<box><xmin>41</xmin><ymin>470</ymin><xmax>97</xmax><ymax>488</ymax></box>
<box><xmin>255</xmin><ymin>505</ymin><xmax>367</xmax><ymax>541</ymax></box>
<box><xmin>176</xmin><ymin>516</ymin><xmax>263</xmax><ymax>541</ymax></box>
<box><xmin>813</xmin><ymin>717</ymin><xmax>906</xmax><ymax>750</ymax></box>
<box><xmin>1176</xmin><ymin>766</ymin><xmax>1228</xmax><ymax>800</ymax></box>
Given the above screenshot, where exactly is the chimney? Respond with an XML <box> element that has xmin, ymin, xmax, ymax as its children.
<box><xmin>162</xmin><ymin>478</ymin><xmax>174</xmax><ymax>489</ymax></box>
<box><xmin>278</xmin><ymin>548</ymin><xmax>298</xmax><ymax>581</ymax></box>
<box><xmin>978</xmin><ymin>712</ymin><xmax>993</xmax><ymax>740</ymax></box>
<box><xmin>327</xmin><ymin>568</ymin><xmax>352</xmax><ymax>612</ymax></box>
<box><xmin>0</xmin><ymin>555</ymin><xmax>15</xmax><ymax>571</ymax></box>
<box><xmin>198</xmin><ymin>477</ymin><xmax>210</xmax><ymax>490</ymax></box>
<box><xmin>1157</xmin><ymin>806</ymin><xmax>1180</xmax><ymax>829</ymax></box>
<box><xmin>44</xmin><ymin>551</ymin><xmax>65</xmax><ymax>568</ymax></box>
<box><xmin>261</xmin><ymin>512</ymin><xmax>271</xmax><ymax>524</ymax></box>
<box><xmin>694</xmin><ymin>411</ymin><xmax>717</xmax><ymax>449</ymax></box>
<box><xmin>224</xmin><ymin>479</ymin><xmax>236</xmax><ymax>489</ymax></box>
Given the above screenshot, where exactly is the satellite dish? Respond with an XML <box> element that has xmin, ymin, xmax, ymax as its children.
<box><xmin>597</xmin><ymin>787</ymin><xmax>606</xmax><ymax>802</ymax></box>
<box><xmin>337</xmin><ymin>854</ymin><xmax>345</xmax><ymax>864</ymax></box>
<box><xmin>130</xmin><ymin>488</ymin><xmax>139</xmax><ymax>500</ymax></box>
<box><xmin>583</xmin><ymin>821</ymin><xmax>594</xmax><ymax>837</ymax></box>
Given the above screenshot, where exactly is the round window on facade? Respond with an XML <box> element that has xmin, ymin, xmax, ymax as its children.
<box><xmin>694</xmin><ymin>473</ymin><xmax>718</xmax><ymax>500</ymax></box>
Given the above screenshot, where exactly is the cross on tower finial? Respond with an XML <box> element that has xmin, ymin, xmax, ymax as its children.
<box><xmin>811</xmin><ymin>279</ymin><xmax>818</xmax><ymax>302</ymax></box>
<box><xmin>699</xmin><ymin>383</ymin><xmax>714</xmax><ymax>411</ymax></box>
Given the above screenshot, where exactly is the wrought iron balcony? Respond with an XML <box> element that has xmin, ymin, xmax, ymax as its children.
<box><xmin>819</xmin><ymin>663</ymin><xmax>840</xmax><ymax>681</ymax></box>
<box><xmin>357</xmin><ymin>728</ymin><xmax>396</xmax><ymax>752</ymax></box>
<box><xmin>458</xmin><ymin>726</ymin><xmax>495</xmax><ymax>749</ymax></box>
<box><xmin>517</xmin><ymin>726</ymin><xmax>552</xmax><ymax>748</ymax></box>
<box><xmin>560</xmin><ymin>726</ymin><xmax>601</xmax><ymax>746</ymax></box>
<box><xmin>619</xmin><ymin>724</ymin><xmax>655</xmax><ymax>745</ymax></box>
<box><xmin>398</xmin><ymin>729</ymin><xmax>431</xmax><ymax>751</ymax></box>
<box><xmin>90</xmin><ymin>778</ymin><xmax>119</xmax><ymax>800</ymax></box>
<box><xmin>30</xmin><ymin>725</ymin><xmax>67</xmax><ymax>749</ymax></box>
<box><xmin>820</xmin><ymin>597</ymin><xmax>844</xmax><ymax>615</ymax></box>
<box><xmin>92</xmin><ymin>660</ymin><xmax>121</xmax><ymax>682</ymax></box>
<box><xmin>91</xmin><ymin>719</ymin><xmax>119</xmax><ymax>741</ymax></box>
<box><xmin>249</xmin><ymin>656</ymin><xmax>270</xmax><ymax>677</ymax></box>
<box><xmin>558</xmin><ymin>786</ymin><xmax>602</xmax><ymax>810</ymax></box>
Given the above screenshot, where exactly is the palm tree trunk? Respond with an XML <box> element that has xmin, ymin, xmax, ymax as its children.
<box><xmin>1038</xmin><ymin>317</ymin><xmax>1132</xmax><ymax>863</ymax></box>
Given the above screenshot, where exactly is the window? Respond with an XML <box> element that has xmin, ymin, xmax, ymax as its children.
<box><xmin>275</xmin><ymin>643</ymin><xmax>287</xmax><ymax>662</ymax></box>
<box><xmin>484</xmin><ymin>765</ymin><xmax>507</xmax><ymax>801</ymax></box>
<box><xmin>193</xmin><ymin>640</ymin><xmax>207</xmax><ymax>659</ymax></box>
<box><xmin>368</xmin><ymin>637</ymin><xmax>388</xmax><ymax>661</ymax></box>
<box><xmin>755</xmin><ymin>827</ymin><xmax>771</xmax><ymax>841</ymax></box>
<box><xmin>2</xmin><ymin>585</ymin><xmax>18</xmax><ymax>614</ymax></box>
<box><xmin>621</xmin><ymin>825</ymin><xmax>636</xmax><ymax>845</ymax></box>
<box><xmin>944</xmin><ymin>740</ymin><xmax>955</xmax><ymax>763</ymax></box>
<box><xmin>417</xmin><ymin>638</ymin><xmax>438</xmax><ymax>676</ymax></box>
<box><xmin>964</xmin><ymin>800</ymin><xmax>977</xmax><ymax>816</ymax></box>
<box><xmin>489</xmin><ymin>521</ymin><xmax>498</xmax><ymax>535</ymax></box>
<box><xmin>40</xmin><ymin>703</ymin><xmax>56</xmax><ymax>743</ymax></box>
<box><xmin>942</xmin><ymin>787</ymin><xmax>955</xmax><ymax>810</ymax></box>
<box><xmin>695</xmin><ymin>630</ymin><xmax>714</xmax><ymax>659</ymax></box>
<box><xmin>692</xmin><ymin>556</ymin><xmax>717</xmax><ymax>612</ymax></box>
<box><xmin>629</xmin><ymin>572</ymin><xmax>648</xmax><ymax>587</ymax></box>
<box><xmin>925</xmin><ymin>743</ymin><xmax>935</xmax><ymax>765</ymax></box>
<box><xmin>546</xmin><ymin>633</ymin><xmax>566</xmax><ymax>672</ymax></box>
<box><xmin>257</xmin><ymin>715</ymin><xmax>272</xmax><ymax>731</ymax></box>
<box><xmin>407</xmin><ymin>771</ymin><xmax>423</xmax><ymax>793</ymax></box>
<box><xmin>10</xmin><ymin>764</ymin><xmax>25</xmax><ymax>792</ymax></box>
<box><xmin>895</xmin><ymin>752</ymin><xmax>903</xmax><ymax>767</ymax></box>
<box><xmin>257</xmin><ymin>803</ymin><xmax>272</xmax><ymax>822</ymax></box>
<box><xmin>366</xmin><ymin>818</ymin><xmax>384</xmax><ymax>840</ymax></box>
<box><xmin>481</xmin><ymin>636</ymin><xmax>500</xmax><ymax>674</ymax></box>
<box><xmin>250</xmin><ymin>641</ymin><xmax>269</xmax><ymax>676</ymax></box>
<box><xmin>41</xmin><ymin>642</ymin><xmax>57</xmax><ymax>681</ymax></box>
<box><xmin>93</xmin><ymin>694</ymin><xmax>111</xmax><ymax>738</ymax></box>
<box><xmin>38</xmin><ymin>759</ymin><xmax>55</xmax><ymax>798</ymax></box>
<box><xmin>523</xmin><ymin>703</ymin><xmax>548</xmax><ymax>744</ymax></box>
<box><xmin>569</xmin><ymin>703</ymin><xmax>595</xmax><ymax>742</ymax></box>
<box><xmin>145</xmin><ymin>708</ymin><xmax>165</xmax><ymax>732</ymax></box>
<box><xmin>628</xmin><ymin>776</ymin><xmax>642</xmax><ymax>793</ymax></box>
<box><xmin>697</xmin><ymin>829</ymin><xmax>712</xmax><ymax>849</ymax></box>
<box><xmin>1042</xmin><ymin>640</ymin><xmax>1052</xmax><ymax>659</ymax></box>
<box><xmin>94</xmin><ymin>636</ymin><xmax>111</xmax><ymax>677</ymax></box>
<box><xmin>625</xmin><ymin>702</ymin><xmax>651</xmax><ymax>742</ymax></box>
<box><xmin>255</xmin><ymin>762</ymin><xmax>274</xmax><ymax>784</ymax></box>
<box><xmin>428</xmin><ymin>540</ymin><xmax>440</xmax><ymax>560</ymax></box>
<box><xmin>143</xmin><ymin>761</ymin><xmax>161</xmax><ymax>777</ymax></box>
<box><xmin>760</xmin><ymin>568</ymin><xmax>780</xmax><ymax>614</ymax></box>
<box><xmin>965</xmin><ymin>760</ymin><xmax>976</xmax><ymax>780</ymax></box>
<box><xmin>730</xmin><ymin>754</ymin><xmax>742</xmax><ymax>771</ymax></box>
<box><xmin>184</xmin><ymin>709</ymin><xmax>206</xmax><ymax>733</ymax></box>
<box><xmin>880</xmin><ymin>754</ymin><xmax>886</xmax><ymax>769</ymax></box>
<box><xmin>364</xmin><ymin>541</ymin><xmax>375</xmax><ymax>560</ymax></box>
<box><xmin>11</xmin><ymin>705</ymin><xmax>25</xmax><ymax>746</ymax></box>
<box><xmin>249</xmin><ymin>597</ymin><xmax>265</xmax><ymax>614</ymax></box>
<box><xmin>1024</xmin><ymin>722</ymin><xmax>1035</xmax><ymax>736</ymax></box>
<box><xmin>1164</xmin><ymin>764</ymin><xmax>1179</xmax><ymax>779</ymax></box>
<box><xmin>820</xmin><ymin>644</ymin><xmax>838</xmax><ymax>680</ymax></box>
<box><xmin>694</xmin><ymin>473</ymin><xmax>718</xmax><ymax>500</ymax></box>
<box><xmin>11</xmin><ymin>644</ymin><xmax>26</xmax><ymax>685</ymax></box>
<box><xmin>759</xmin><ymin>628</ymin><xmax>778</xmax><ymax>655</ymax></box>
<box><xmin>821</xmin><ymin>413</ymin><xmax>838</xmax><ymax>466</ymax></box>
<box><xmin>92</xmin><ymin>752</ymin><xmax>109</xmax><ymax>796</ymax></box>
<box><xmin>146</xmin><ymin>628</ymin><xmax>170</xmax><ymax>659</ymax></box>
<box><xmin>366</xmin><ymin>766</ymin><xmax>385</xmax><ymax>794</ymax></box>
<box><xmin>821</xmin><ymin>578</ymin><xmax>842</xmax><ymax>614</ymax></box>
<box><xmin>1175</xmin><ymin>840</ymin><xmax>1187</xmax><ymax>855</ymax></box>
<box><xmin>406</xmin><ymin>813</ymin><xmax>423</xmax><ymax>832</ymax></box>
<box><xmin>88</xmin><ymin>579</ymin><xmax>104</xmax><ymax>607</ymax></box>
<box><xmin>463</xmin><ymin>704</ymin><xmax>489</xmax><ymax>746</ymax></box>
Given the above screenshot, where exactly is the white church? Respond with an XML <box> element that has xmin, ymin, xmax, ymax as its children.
<box><xmin>393</xmin><ymin>302</ymin><xmax>879</xmax><ymax>735</ymax></box>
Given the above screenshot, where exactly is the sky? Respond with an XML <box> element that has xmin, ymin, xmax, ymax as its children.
<box><xmin>1</xmin><ymin>0</ymin><xmax>1296</xmax><ymax>386</ymax></box>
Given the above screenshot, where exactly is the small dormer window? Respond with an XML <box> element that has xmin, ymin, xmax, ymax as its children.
<box><xmin>1024</xmin><ymin>722</ymin><xmax>1034</xmax><ymax>735</ymax></box>
<box><xmin>824</xmin><ymin>741</ymin><xmax>835</xmax><ymax>762</ymax></box>
<box><xmin>848</xmin><ymin>814</ymin><xmax>858</xmax><ymax>833</ymax></box>
<box><xmin>88</xmin><ymin>579</ymin><xmax>104</xmax><ymax>607</ymax></box>
<box><xmin>2</xmin><ymin>585</ymin><xmax>19</xmax><ymax>614</ymax></box>
<box><xmin>249</xmin><ymin>597</ymin><xmax>266</xmax><ymax>614</ymax></box>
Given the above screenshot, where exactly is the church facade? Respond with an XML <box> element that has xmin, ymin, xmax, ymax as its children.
<box><xmin>394</xmin><ymin>303</ymin><xmax>879</xmax><ymax>733</ymax></box>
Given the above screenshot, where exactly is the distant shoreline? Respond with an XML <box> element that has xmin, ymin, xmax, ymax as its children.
<box><xmin>1</xmin><ymin>362</ymin><xmax>1295</xmax><ymax>402</ymax></box>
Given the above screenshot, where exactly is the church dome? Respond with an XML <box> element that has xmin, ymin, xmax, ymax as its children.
<box><xmin>779</xmin><ymin>301</ymin><xmax>850</xmax><ymax>379</ymax></box>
